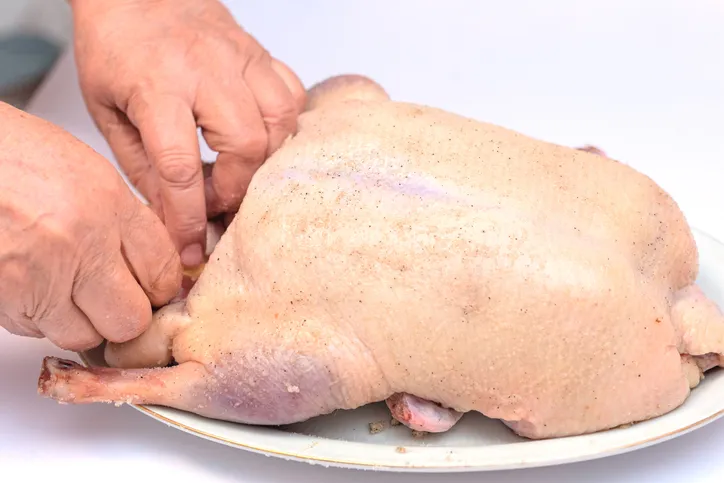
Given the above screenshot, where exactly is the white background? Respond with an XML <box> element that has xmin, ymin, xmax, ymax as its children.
<box><xmin>2</xmin><ymin>1</ymin><xmax>724</xmax><ymax>482</ymax></box>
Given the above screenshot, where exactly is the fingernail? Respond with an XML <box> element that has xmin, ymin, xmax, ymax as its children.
<box><xmin>180</xmin><ymin>243</ymin><xmax>204</xmax><ymax>268</ymax></box>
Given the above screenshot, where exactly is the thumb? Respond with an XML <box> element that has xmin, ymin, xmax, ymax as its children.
<box><xmin>120</xmin><ymin>197</ymin><xmax>183</xmax><ymax>307</ymax></box>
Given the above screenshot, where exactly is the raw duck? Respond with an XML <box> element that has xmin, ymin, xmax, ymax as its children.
<box><xmin>38</xmin><ymin>74</ymin><xmax>724</xmax><ymax>439</ymax></box>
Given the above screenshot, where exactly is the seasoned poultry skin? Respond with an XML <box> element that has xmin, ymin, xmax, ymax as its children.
<box><xmin>38</xmin><ymin>74</ymin><xmax>724</xmax><ymax>439</ymax></box>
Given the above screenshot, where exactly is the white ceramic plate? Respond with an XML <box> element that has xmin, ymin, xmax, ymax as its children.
<box><xmin>81</xmin><ymin>227</ymin><xmax>724</xmax><ymax>473</ymax></box>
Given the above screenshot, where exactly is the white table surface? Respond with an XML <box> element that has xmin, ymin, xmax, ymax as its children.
<box><xmin>2</xmin><ymin>1</ymin><xmax>724</xmax><ymax>481</ymax></box>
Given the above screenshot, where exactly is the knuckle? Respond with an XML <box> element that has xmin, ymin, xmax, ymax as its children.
<box><xmin>26</xmin><ymin>294</ymin><xmax>62</xmax><ymax>326</ymax></box>
<box><xmin>238</xmin><ymin>130</ymin><xmax>269</xmax><ymax>159</ymax></box>
<box><xmin>74</xmin><ymin>250</ymin><xmax>113</xmax><ymax>294</ymax></box>
<box><xmin>78</xmin><ymin>67</ymin><xmax>111</xmax><ymax>99</ymax></box>
<box><xmin>208</xmin><ymin>125</ymin><xmax>267</xmax><ymax>165</ymax></box>
<box><xmin>264</xmin><ymin>101</ymin><xmax>298</xmax><ymax>131</ymax></box>
<box><xmin>34</xmin><ymin>206</ymin><xmax>85</xmax><ymax>243</ymax></box>
<box><xmin>155</xmin><ymin>155</ymin><xmax>201</xmax><ymax>188</ymax></box>
<box><xmin>126</xmin><ymin>82</ymin><xmax>160</xmax><ymax>113</ymax></box>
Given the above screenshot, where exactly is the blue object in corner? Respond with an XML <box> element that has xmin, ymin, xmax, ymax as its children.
<box><xmin>0</xmin><ymin>33</ymin><xmax>61</xmax><ymax>92</ymax></box>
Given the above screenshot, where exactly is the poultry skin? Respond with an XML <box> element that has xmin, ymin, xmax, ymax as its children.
<box><xmin>38</xmin><ymin>74</ymin><xmax>724</xmax><ymax>439</ymax></box>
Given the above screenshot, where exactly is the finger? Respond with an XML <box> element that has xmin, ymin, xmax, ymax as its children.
<box><xmin>120</xmin><ymin>199</ymin><xmax>183</xmax><ymax>307</ymax></box>
<box><xmin>244</xmin><ymin>56</ymin><xmax>300</xmax><ymax>155</ymax></box>
<box><xmin>196</xmin><ymin>84</ymin><xmax>268</xmax><ymax>216</ymax></box>
<box><xmin>35</xmin><ymin>302</ymin><xmax>103</xmax><ymax>352</ymax></box>
<box><xmin>270</xmin><ymin>57</ymin><xmax>307</xmax><ymax>114</ymax></box>
<box><xmin>72</xmin><ymin>248</ymin><xmax>153</xmax><ymax>344</ymax></box>
<box><xmin>93</xmin><ymin>106</ymin><xmax>163</xmax><ymax>212</ymax></box>
<box><xmin>127</xmin><ymin>95</ymin><xmax>206</xmax><ymax>266</ymax></box>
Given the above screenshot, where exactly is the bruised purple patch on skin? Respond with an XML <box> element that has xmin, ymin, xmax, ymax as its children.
<box><xmin>196</xmin><ymin>348</ymin><xmax>342</xmax><ymax>425</ymax></box>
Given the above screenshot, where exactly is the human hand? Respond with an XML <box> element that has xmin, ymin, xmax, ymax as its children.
<box><xmin>70</xmin><ymin>0</ymin><xmax>307</xmax><ymax>267</ymax></box>
<box><xmin>0</xmin><ymin>102</ymin><xmax>182</xmax><ymax>351</ymax></box>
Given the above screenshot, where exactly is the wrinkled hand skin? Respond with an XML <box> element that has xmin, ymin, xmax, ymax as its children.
<box><xmin>69</xmin><ymin>0</ymin><xmax>307</xmax><ymax>267</ymax></box>
<box><xmin>38</xmin><ymin>75</ymin><xmax>724</xmax><ymax>440</ymax></box>
<box><xmin>0</xmin><ymin>102</ymin><xmax>182</xmax><ymax>351</ymax></box>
